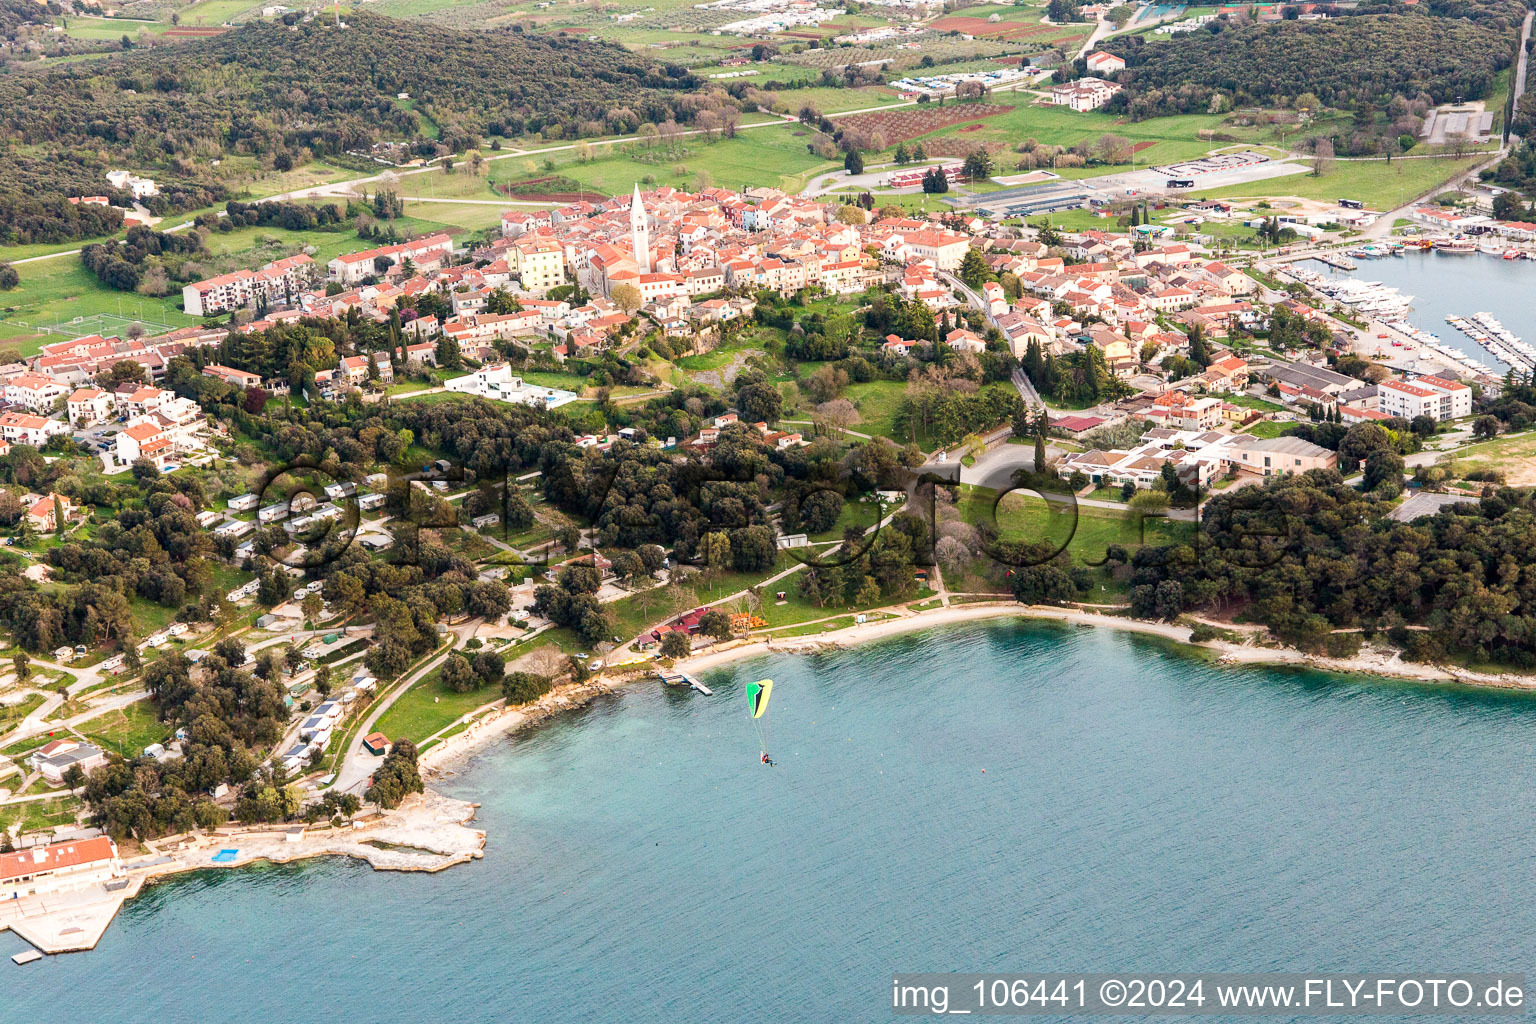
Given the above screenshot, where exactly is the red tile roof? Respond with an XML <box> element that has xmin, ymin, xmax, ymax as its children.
<box><xmin>0</xmin><ymin>837</ymin><xmax>115</xmax><ymax>881</ymax></box>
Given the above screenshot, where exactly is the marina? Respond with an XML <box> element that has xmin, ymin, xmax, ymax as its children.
<box><xmin>1289</xmin><ymin>251</ymin><xmax>1536</xmax><ymax>376</ymax></box>
<box><xmin>1288</xmin><ymin>266</ymin><xmax>1417</xmax><ymax>321</ymax></box>
<box><xmin>1445</xmin><ymin>313</ymin><xmax>1536</xmax><ymax>373</ymax></box>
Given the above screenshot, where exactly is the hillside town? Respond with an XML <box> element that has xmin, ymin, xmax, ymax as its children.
<box><xmin>0</xmin><ymin>178</ymin><xmax>1499</xmax><ymax>492</ymax></box>
<box><xmin>0</xmin><ymin>171</ymin><xmax>1529</xmax><ymax>964</ymax></box>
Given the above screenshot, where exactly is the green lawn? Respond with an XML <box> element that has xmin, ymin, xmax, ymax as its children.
<box><xmin>82</xmin><ymin>698</ymin><xmax>168</xmax><ymax>758</ymax></box>
<box><xmin>1224</xmin><ymin>393</ymin><xmax>1288</xmax><ymax>413</ymax></box>
<box><xmin>840</xmin><ymin>380</ymin><xmax>909</xmax><ymax>442</ymax></box>
<box><xmin>1191</xmin><ymin>155</ymin><xmax>1487</xmax><ymax>212</ymax></box>
<box><xmin>371</xmin><ymin>660</ymin><xmax>498</xmax><ymax>745</ymax></box>
<box><xmin>956</xmin><ymin>485</ymin><xmax>1193</xmax><ymax>566</ymax></box>
<box><xmin>1241</xmin><ymin>420</ymin><xmax>1293</xmax><ymax>439</ymax></box>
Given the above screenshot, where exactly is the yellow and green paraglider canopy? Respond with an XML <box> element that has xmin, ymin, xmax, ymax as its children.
<box><xmin>746</xmin><ymin>679</ymin><xmax>773</xmax><ymax>719</ymax></box>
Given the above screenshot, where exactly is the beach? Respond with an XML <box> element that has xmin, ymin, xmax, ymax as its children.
<box><xmin>418</xmin><ymin>599</ymin><xmax>1536</xmax><ymax>783</ymax></box>
<box><xmin>13</xmin><ymin>600</ymin><xmax>1535</xmax><ymax>965</ymax></box>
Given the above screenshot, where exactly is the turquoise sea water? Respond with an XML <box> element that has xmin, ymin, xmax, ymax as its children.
<box><xmin>8</xmin><ymin>621</ymin><xmax>1536</xmax><ymax>1023</ymax></box>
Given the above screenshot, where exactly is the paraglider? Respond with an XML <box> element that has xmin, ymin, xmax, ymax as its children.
<box><xmin>747</xmin><ymin>678</ymin><xmax>773</xmax><ymax>765</ymax></box>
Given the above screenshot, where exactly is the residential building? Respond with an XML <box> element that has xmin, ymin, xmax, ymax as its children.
<box><xmin>0</xmin><ymin>413</ymin><xmax>68</xmax><ymax>448</ymax></box>
<box><xmin>1377</xmin><ymin>375</ymin><xmax>1470</xmax><ymax>422</ymax></box>
<box><xmin>443</xmin><ymin>363</ymin><xmax>580</xmax><ymax>409</ymax></box>
<box><xmin>1049</xmin><ymin>77</ymin><xmax>1122</xmax><ymax>112</ymax></box>
<box><xmin>66</xmin><ymin>387</ymin><xmax>115</xmax><ymax>427</ymax></box>
<box><xmin>203</xmin><ymin>365</ymin><xmax>263</xmax><ymax>390</ymax></box>
<box><xmin>327</xmin><ymin>233</ymin><xmax>454</xmax><ymax>286</ymax></box>
<box><xmin>1085</xmin><ymin>50</ymin><xmax>1126</xmax><ymax>74</ymax></box>
<box><xmin>181</xmin><ymin>254</ymin><xmax>317</xmax><ymax>317</ymax></box>
<box><xmin>4</xmin><ymin>373</ymin><xmax>69</xmax><ymax>413</ymax></box>
<box><xmin>25</xmin><ymin>491</ymin><xmax>71</xmax><ymax>531</ymax></box>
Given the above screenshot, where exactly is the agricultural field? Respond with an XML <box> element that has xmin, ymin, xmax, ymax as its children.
<box><xmin>779</xmin><ymin>37</ymin><xmax>1042</xmax><ymax>71</ymax></box>
<box><xmin>892</xmin><ymin>101</ymin><xmax>1232</xmax><ymax>171</ymax></box>
<box><xmin>835</xmin><ymin>103</ymin><xmax>1014</xmax><ymax>146</ymax></box>
<box><xmin>56</xmin><ymin>15</ymin><xmax>178</xmax><ymax>40</ymax></box>
<box><xmin>179</xmin><ymin>0</ymin><xmax>264</xmax><ymax>24</ymax></box>
<box><xmin>930</xmin><ymin>9</ymin><xmax>1088</xmax><ymax>46</ymax></box>
<box><xmin>490</xmin><ymin>124</ymin><xmax>836</xmax><ymax>196</ymax></box>
<box><xmin>756</xmin><ymin>84</ymin><xmax>907</xmax><ymax>116</ymax></box>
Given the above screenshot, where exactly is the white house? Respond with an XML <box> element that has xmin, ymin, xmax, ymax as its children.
<box><xmin>66</xmin><ymin>387</ymin><xmax>115</xmax><ymax>427</ymax></box>
<box><xmin>1085</xmin><ymin>51</ymin><xmax>1126</xmax><ymax>74</ymax></box>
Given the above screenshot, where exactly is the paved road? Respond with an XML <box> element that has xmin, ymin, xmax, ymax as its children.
<box><xmin>960</xmin><ymin>439</ymin><xmax>1072</xmax><ymax>489</ymax></box>
<box><xmin>939</xmin><ymin>270</ymin><xmax>1045</xmax><ymax>409</ymax></box>
<box><xmin>0</xmin><ymin>688</ymin><xmax>150</xmax><ymax>749</ymax></box>
<box><xmin>1514</xmin><ymin>12</ymin><xmax>1535</xmax><ymax>146</ymax></box>
<box><xmin>329</xmin><ymin>619</ymin><xmax>482</xmax><ymax>795</ymax></box>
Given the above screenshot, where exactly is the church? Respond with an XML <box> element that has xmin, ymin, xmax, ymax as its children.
<box><xmin>588</xmin><ymin>184</ymin><xmax>667</xmax><ymax>295</ymax></box>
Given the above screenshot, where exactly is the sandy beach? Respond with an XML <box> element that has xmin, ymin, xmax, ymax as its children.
<box><xmin>417</xmin><ymin>600</ymin><xmax>1536</xmax><ymax>781</ymax></box>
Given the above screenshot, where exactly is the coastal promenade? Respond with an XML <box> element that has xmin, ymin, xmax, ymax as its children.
<box><xmin>2</xmin><ymin>789</ymin><xmax>485</xmax><ymax>957</ymax></box>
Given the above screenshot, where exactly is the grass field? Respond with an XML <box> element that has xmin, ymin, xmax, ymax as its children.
<box><xmin>1190</xmin><ymin>155</ymin><xmax>1487</xmax><ymax>212</ymax></box>
<box><xmin>0</xmin><ymin>200</ymin><xmax>516</xmax><ymax>356</ymax></box>
<box><xmin>179</xmin><ymin>0</ymin><xmax>260</xmax><ymax>25</ymax></box>
<box><xmin>82</xmin><ymin>698</ymin><xmax>168</xmax><ymax>758</ymax></box>
<box><xmin>488</xmin><ymin>124</ymin><xmax>835</xmax><ymax>196</ymax></box>
<box><xmin>371</xmin><ymin>659</ymin><xmax>498</xmax><ymax>745</ymax></box>
<box><xmin>0</xmin><ymin>693</ymin><xmax>47</xmax><ymax>732</ymax></box>
<box><xmin>957</xmin><ymin>485</ymin><xmax>1194</xmax><ymax>566</ymax></box>
<box><xmin>760</xmin><ymin>84</ymin><xmax>906</xmax><ymax>115</ymax></box>
<box><xmin>57</xmin><ymin>15</ymin><xmax>176</xmax><ymax>39</ymax></box>
<box><xmin>0</xmin><ymin>795</ymin><xmax>80</xmax><ymax>835</ymax></box>
<box><xmin>840</xmin><ymin>380</ymin><xmax>909</xmax><ymax>441</ymax></box>
<box><xmin>0</xmin><ymin>258</ymin><xmax>200</xmax><ymax>356</ymax></box>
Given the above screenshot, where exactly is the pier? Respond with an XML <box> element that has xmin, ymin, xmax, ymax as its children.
<box><xmin>1316</xmin><ymin>253</ymin><xmax>1357</xmax><ymax>271</ymax></box>
<box><xmin>657</xmin><ymin>669</ymin><xmax>713</xmax><ymax>694</ymax></box>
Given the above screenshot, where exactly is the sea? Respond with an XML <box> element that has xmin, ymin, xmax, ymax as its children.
<box><xmin>1301</xmin><ymin>250</ymin><xmax>1536</xmax><ymax>372</ymax></box>
<box><xmin>7</xmin><ymin>621</ymin><xmax>1536</xmax><ymax>1023</ymax></box>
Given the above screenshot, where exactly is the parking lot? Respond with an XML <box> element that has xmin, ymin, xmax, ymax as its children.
<box><xmin>1097</xmin><ymin>158</ymin><xmax>1313</xmax><ymax>196</ymax></box>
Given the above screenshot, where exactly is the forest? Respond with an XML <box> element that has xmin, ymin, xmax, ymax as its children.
<box><xmin>1102</xmin><ymin>2</ymin><xmax>1520</xmax><ymax>118</ymax></box>
<box><xmin>0</xmin><ymin>14</ymin><xmax>702</xmax><ymax>243</ymax></box>
<box><xmin>1116</xmin><ymin>468</ymin><xmax>1536</xmax><ymax>667</ymax></box>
